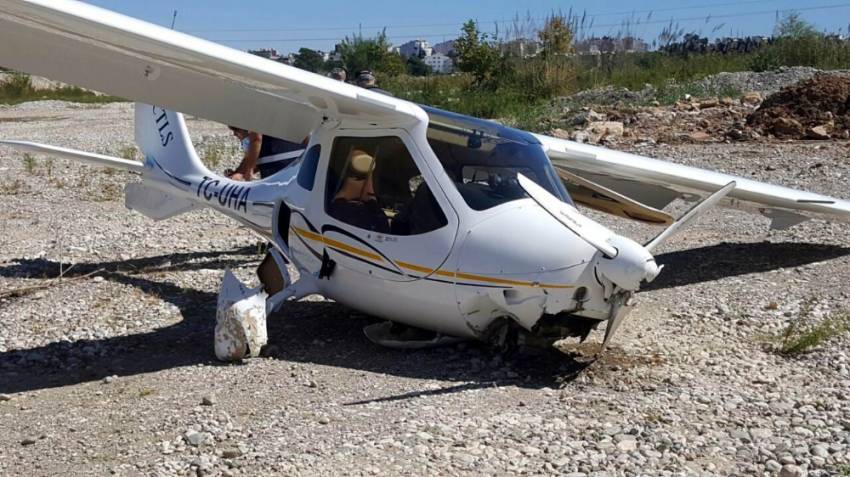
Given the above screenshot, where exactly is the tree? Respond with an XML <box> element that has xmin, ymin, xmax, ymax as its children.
<box><xmin>538</xmin><ymin>13</ymin><xmax>573</xmax><ymax>57</ymax></box>
<box><xmin>406</xmin><ymin>55</ymin><xmax>432</xmax><ymax>76</ymax></box>
<box><xmin>382</xmin><ymin>52</ymin><xmax>407</xmax><ymax>77</ymax></box>
<box><xmin>293</xmin><ymin>48</ymin><xmax>326</xmax><ymax>73</ymax></box>
<box><xmin>453</xmin><ymin>20</ymin><xmax>501</xmax><ymax>85</ymax></box>
<box><xmin>775</xmin><ymin>12</ymin><xmax>819</xmax><ymax>39</ymax></box>
<box><xmin>337</xmin><ymin>30</ymin><xmax>401</xmax><ymax>76</ymax></box>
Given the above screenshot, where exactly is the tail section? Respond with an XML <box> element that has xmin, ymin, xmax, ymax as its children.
<box><xmin>1</xmin><ymin>104</ymin><xmax>206</xmax><ymax>180</ymax></box>
<box><xmin>134</xmin><ymin>102</ymin><xmax>208</xmax><ymax>178</ymax></box>
<box><xmin>126</xmin><ymin>103</ymin><xmax>212</xmax><ymax>221</ymax></box>
<box><xmin>125</xmin><ymin>183</ymin><xmax>197</xmax><ymax>220</ymax></box>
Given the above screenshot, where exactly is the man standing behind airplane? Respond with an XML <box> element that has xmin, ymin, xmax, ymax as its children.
<box><xmin>226</xmin><ymin>127</ymin><xmax>305</xmax><ymax>180</ymax></box>
<box><xmin>356</xmin><ymin>70</ymin><xmax>392</xmax><ymax>96</ymax></box>
<box><xmin>328</xmin><ymin>67</ymin><xmax>347</xmax><ymax>82</ymax></box>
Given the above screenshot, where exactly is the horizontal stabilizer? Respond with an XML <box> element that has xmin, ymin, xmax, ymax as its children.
<box><xmin>125</xmin><ymin>183</ymin><xmax>196</xmax><ymax>220</ymax></box>
<box><xmin>0</xmin><ymin>140</ymin><xmax>144</xmax><ymax>173</ymax></box>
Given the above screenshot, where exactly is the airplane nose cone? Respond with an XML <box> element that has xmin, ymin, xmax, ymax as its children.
<box><xmin>643</xmin><ymin>259</ymin><xmax>661</xmax><ymax>283</ymax></box>
<box><xmin>596</xmin><ymin>235</ymin><xmax>661</xmax><ymax>292</ymax></box>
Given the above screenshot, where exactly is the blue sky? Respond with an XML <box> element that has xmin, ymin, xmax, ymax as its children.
<box><xmin>85</xmin><ymin>0</ymin><xmax>850</xmax><ymax>53</ymax></box>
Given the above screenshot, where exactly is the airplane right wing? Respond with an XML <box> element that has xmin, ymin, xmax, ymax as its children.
<box><xmin>0</xmin><ymin>0</ymin><xmax>425</xmax><ymax>143</ymax></box>
<box><xmin>534</xmin><ymin>133</ymin><xmax>850</xmax><ymax>229</ymax></box>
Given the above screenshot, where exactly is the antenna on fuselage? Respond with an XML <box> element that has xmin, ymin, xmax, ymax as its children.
<box><xmin>170</xmin><ymin>10</ymin><xmax>178</xmax><ymax>30</ymax></box>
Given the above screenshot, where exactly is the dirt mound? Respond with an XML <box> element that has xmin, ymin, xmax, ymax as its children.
<box><xmin>747</xmin><ymin>74</ymin><xmax>850</xmax><ymax>139</ymax></box>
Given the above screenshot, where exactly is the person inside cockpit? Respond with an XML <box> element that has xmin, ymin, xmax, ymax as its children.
<box><xmin>328</xmin><ymin>149</ymin><xmax>390</xmax><ymax>233</ymax></box>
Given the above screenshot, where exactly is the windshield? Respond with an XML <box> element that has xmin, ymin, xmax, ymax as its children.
<box><xmin>423</xmin><ymin>106</ymin><xmax>572</xmax><ymax>211</ymax></box>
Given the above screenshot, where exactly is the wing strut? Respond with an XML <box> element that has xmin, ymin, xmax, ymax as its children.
<box><xmin>645</xmin><ymin>182</ymin><xmax>736</xmax><ymax>253</ymax></box>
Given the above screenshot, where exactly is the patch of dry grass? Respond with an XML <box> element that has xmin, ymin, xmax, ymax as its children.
<box><xmin>770</xmin><ymin>300</ymin><xmax>849</xmax><ymax>356</ymax></box>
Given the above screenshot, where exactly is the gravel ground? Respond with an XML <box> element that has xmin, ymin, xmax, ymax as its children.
<box><xmin>0</xmin><ymin>101</ymin><xmax>848</xmax><ymax>477</ymax></box>
<box><xmin>695</xmin><ymin>67</ymin><xmax>850</xmax><ymax>99</ymax></box>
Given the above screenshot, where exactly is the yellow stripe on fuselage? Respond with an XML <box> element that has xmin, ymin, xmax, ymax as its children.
<box><xmin>293</xmin><ymin>227</ymin><xmax>383</xmax><ymax>262</ymax></box>
<box><xmin>292</xmin><ymin>226</ymin><xmax>574</xmax><ymax>289</ymax></box>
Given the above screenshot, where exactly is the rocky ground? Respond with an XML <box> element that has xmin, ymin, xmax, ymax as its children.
<box><xmin>0</xmin><ymin>100</ymin><xmax>849</xmax><ymax>477</ymax></box>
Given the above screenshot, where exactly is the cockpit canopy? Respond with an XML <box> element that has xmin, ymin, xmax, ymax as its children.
<box><xmin>422</xmin><ymin>106</ymin><xmax>572</xmax><ymax>211</ymax></box>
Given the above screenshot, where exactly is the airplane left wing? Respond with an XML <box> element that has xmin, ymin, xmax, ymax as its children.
<box><xmin>0</xmin><ymin>0</ymin><xmax>425</xmax><ymax>143</ymax></box>
<box><xmin>534</xmin><ymin>133</ymin><xmax>850</xmax><ymax>229</ymax></box>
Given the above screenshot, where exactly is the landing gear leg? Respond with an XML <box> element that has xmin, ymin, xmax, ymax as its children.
<box><xmin>215</xmin><ymin>269</ymin><xmax>269</xmax><ymax>362</ymax></box>
<box><xmin>214</xmin><ymin>247</ymin><xmax>321</xmax><ymax>362</ymax></box>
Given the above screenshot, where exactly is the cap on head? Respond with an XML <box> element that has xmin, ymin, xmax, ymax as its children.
<box><xmin>349</xmin><ymin>149</ymin><xmax>375</xmax><ymax>178</ymax></box>
<box><xmin>356</xmin><ymin>70</ymin><xmax>376</xmax><ymax>86</ymax></box>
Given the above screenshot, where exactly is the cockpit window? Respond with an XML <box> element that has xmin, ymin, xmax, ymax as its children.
<box><xmin>325</xmin><ymin>136</ymin><xmax>448</xmax><ymax>235</ymax></box>
<box><xmin>423</xmin><ymin>107</ymin><xmax>572</xmax><ymax>211</ymax></box>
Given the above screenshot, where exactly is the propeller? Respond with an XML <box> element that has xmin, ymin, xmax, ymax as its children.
<box><xmin>518</xmin><ymin>174</ymin><xmax>737</xmax><ymax>348</ymax></box>
<box><xmin>519</xmin><ymin>173</ymin><xmax>660</xmax><ymax>291</ymax></box>
<box><xmin>520</xmin><ymin>174</ymin><xmax>737</xmax><ymax>291</ymax></box>
<box><xmin>517</xmin><ymin>174</ymin><xmax>619</xmax><ymax>258</ymax></box>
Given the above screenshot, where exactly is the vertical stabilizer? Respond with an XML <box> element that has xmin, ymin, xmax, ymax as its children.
<box><xmin>134</xmin><ymin>103</ymin><xmax>208</xmax><ymax>178</ymax></box>
<box><xmin>128</xmin><ymin>103</ymin><xmax>207</xmax><ymax>220</ymax></box>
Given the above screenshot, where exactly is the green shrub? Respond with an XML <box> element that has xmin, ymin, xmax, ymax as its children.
<box><xmin>0</xmin><ymin>72</ymin><xmax>122</xmax><ymax>105</ymax></box>
<box><xmin>2</xmin><ymin>73</ymin><xmax>34</xmax><ymax>97</ymax></box>
<box><xmin>22</xmin><ymin>153</ymin><xmax>36</xmax><ymax>174</ymax></box>
<box><xmin>504</xmin><ymin>56</ymin><xmax>576</xmax><ymax>100</ymax></box>
<box><xmin>772</xmin><ymin>301</ymin><xmax>849</xmax><ymax>356</ymax></box>
<box><xmin>753</xmin><ymin>36</ymin><xmax>850</xmax><ymax>70</ymax></box>
<box><xmin>119</xmin><ymin>146</ymin><xmax>139</xmax><ymax>162</ymax></box>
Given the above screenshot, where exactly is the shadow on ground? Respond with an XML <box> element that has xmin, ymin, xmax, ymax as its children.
<box><xmin>649</xmin><ymin>241</ymin><xmax>850</xmax><ymax>290</ymax></box>
<box><xmin>0</xmin><ymin>247</ymin><xmax>591</xmax><ymax>395</ymax></box>
<box><xmin>1</xmin><ymin>241</ymin><xmax>845</xmax><ymax>395</ymax></box>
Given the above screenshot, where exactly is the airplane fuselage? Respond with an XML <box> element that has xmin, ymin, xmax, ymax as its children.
<box><xmin>139</xmin><ymin>110</ymin><xmax>617</xmax><ymax>341</ymax></box>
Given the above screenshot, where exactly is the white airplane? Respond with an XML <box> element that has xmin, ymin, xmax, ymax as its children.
<box><xmin>1</xmin><ymin>0</ymin><xmax>849</xmax><ymax>361</ymax></box>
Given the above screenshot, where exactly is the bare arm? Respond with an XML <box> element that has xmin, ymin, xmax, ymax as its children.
<box><xmin>231</xmin><ymin>132</ymin><xmax>262</xmax><ymax>181</ymax></box>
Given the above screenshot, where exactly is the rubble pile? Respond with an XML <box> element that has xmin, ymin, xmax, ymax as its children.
<box><xmin>747</xmin><ymin>74</ymin><xmax>850</xmax><ymax>140</ymax></box>
<box><xmin>544</xmin><ymin>69</ymin><xmax>850</xmax><ymax>145</ymax></box>
<box><xmin>548</xmin><ymin>95</ymin><xmax>758</xmax><ymax>146</ymax></box>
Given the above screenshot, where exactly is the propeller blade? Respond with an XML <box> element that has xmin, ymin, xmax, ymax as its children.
<box><xmin>517</xmin><ymin>173</ymin><xmax>619</xmax><ymax>258</ymax></box>
<box><xmin>602</xmin><ymin>292</ymin><xmax>634</xmax><ymax>349</ymax></box>
<box><xmin>645</xmin><ymin>181</ymin><xmax>736</xmax><ymax>253</ymax></box>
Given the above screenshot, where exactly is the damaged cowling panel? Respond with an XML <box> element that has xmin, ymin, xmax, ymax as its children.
<box><xmin>455</xmin><ymin>282</ymin><xmax>613</xmax><ymax>351</ymax></box>
<box><xmin>450</xmin><ymin>198</ymin><xmax>624</xmax><ymax>343</ymax></box>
